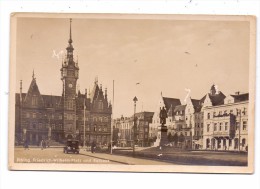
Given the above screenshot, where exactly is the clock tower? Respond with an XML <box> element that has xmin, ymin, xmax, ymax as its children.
<box><xmin>60</xmin><ymin>19</ymin><xmax>79</xmax><ymax>139</ymax></box>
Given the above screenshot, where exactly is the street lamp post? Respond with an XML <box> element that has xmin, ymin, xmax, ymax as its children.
<box><xmin>118</xmin><ymin>132</ymin><xmax>121</xmax><ymax>147</ymax></box>
<box><xmin>83</xmin><ymin>98</ymin><xmax>86</xmax><ymax>149</ymax></box>
<box><xmin>238</xmin><ymin>108</ymin><xmax>245</xmax><ymax>152</ymax></box>
<box><xmin>76</xmin><ymin>129</ymin><xmax>80</xmax><ymax>140</ymax></box>
<box><xmin>133</xmin><ymin>96</ymin><xmax>138</xmax><ymax>157</ymax></box>
<box><xmin>48</xmin><ymin>116</ymin><xmax>51</xmax><ymax>141</ymax></box>
<box><xmin>190</xmin><ymin>114</ymin><xmax>193</xmax><ymax>150</ymax></box>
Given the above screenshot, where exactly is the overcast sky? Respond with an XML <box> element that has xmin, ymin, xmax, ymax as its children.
<box><xmin>15</xmin><ymin>16</ymin><xmax>250</xmax><ymax>118</ymax></box>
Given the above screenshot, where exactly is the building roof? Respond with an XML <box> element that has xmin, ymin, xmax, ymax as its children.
<box><xmin>162</xmin><ymin>97</ymin><xmax>181</xmax><ymax>111</ymax></box>
<box><xmin>42</xmin><ymin>95</ymin><xmax>62</xmax><ymax>108</ymax></box>
<box><xmin>230</xmin><ymin>93</ymin><xmax>249</xmax><ymax>102</ymax></box>
<box><xmin>208</xmin><ymin>91</ymin><xmax>226</xmax><ymax>106</ymax></box>
<box><xmin>200</xmin><ymin>91</ymin><xmax>226</xmax><ymax>107</ymax></box>
<box><xmin>16</xmin><ymin>93</ymin><xmax>63</xmax><ymax>109</ymax></box>
<box><xmin>134</xmin><ymin>111</ymin><xmax>154</xmax><ymax>119</ymax></box>
<box><xmin>191</xmin><ymin>99</ymin><xmax>200</xmax><ymax>108</ymax></box>
<box><xmin>174</xmin><ymin>105</ymin><xmax>186</xmax><ymax>112</ymax></box>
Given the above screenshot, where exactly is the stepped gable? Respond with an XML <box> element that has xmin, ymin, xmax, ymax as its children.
<box><xmin>90</xmin><ymin>79</ymin><xmax>99</xmax><ymax>103</ymax></box>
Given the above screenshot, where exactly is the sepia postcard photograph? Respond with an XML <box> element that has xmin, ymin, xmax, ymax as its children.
<box><xmin>8</xmin><ymin>13</ymin><xmax>256</xmax><ymax>173</ymax></box>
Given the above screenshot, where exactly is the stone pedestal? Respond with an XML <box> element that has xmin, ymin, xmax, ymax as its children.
<box><xmin>154</xmin><ymin>125</ymin><xmax>168</xmax><ymax>147</ymax></box>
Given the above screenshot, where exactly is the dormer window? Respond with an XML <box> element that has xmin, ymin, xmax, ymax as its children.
<box><xmin>32</xmin><ymin>96</ymin><xmax>38</xmax><ymax>106</ymax></box>
<box><xmin>98</xmin><ymin>100</ymin><xmax>103</xmax><ymax>110</ymax></box>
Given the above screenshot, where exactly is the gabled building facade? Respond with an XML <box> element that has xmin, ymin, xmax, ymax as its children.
<box><xmin>148</xmin><ymin>85</ymin><xmax>249</xmax><ymax>151</ymax></box>
<box><xmin>149</xmin><ymin>93</ymin><xmax>181</xmax><ymax>146</ymax></box>
<box><xmin>203</xmin><ymin>92</ymin><xmax>248</xmax><ymax>151</ymax></box>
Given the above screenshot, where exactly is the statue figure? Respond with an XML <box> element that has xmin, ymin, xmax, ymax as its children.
<box><xmin>159</xmin><ymin>107</ymin><xmax>168</xmax><ymax>126</ymax></box>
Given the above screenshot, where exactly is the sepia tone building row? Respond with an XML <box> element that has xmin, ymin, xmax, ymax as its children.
<box><xmin>15</xmin><ymin>20</ymin><xmax>112</xmax><ymax>146</ymax></box>
<box><xmin>149</xmin><ymin>85</ymin><xmax>249</xmax><ymax>151</ymax></box>
<box><xmin>112</xmin><ymin>85</ymin><xmax>248</xmax><ymax>152</ymax></box>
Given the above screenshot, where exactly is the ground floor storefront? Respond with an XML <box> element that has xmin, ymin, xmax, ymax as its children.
<box><xmin>203</xmin><ymin>135</ymin><xmax>248</xmax><ymax>151</ymax></box>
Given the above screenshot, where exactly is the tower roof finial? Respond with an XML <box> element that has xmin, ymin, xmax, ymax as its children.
<box><xmin>95</xmin><ymin>76</ymin><xmax>98</xmax><ymax>85</ymax></box>
<box><xmin>69</xmin><ymin>18</ymin><xmax>72</xmax><ymax>44</ymax></box>
<box><xmin>32</xmin><ymin>69</ymin><xmax>35</xmax><ymax>79</ymax></box>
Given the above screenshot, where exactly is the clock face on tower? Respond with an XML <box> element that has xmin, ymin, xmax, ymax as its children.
<box><xmin>68</xmin><ymin>83</ymin><xmax>73</xmax><ymax>88</ymax></box>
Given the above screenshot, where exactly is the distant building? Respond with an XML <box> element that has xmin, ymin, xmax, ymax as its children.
<box><xmin>15</xmin><ymin>20</ymin><xmax>112</xmax><ymax>146</ymax></box>
<box><xmin>113</xmin><ymin>111</ymin><xmax>154</xmax><ymax>147</ymax></box>
<box><xmin>135</xmin><ymin>112</ymin><xmax>154</xmax><ymax>147</ymax></box>
<box><xmin>113</xmin><ymin>116</ymin><xmax>133</xmax><ymax>147</ymax></box>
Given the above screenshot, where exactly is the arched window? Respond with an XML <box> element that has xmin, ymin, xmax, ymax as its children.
<box><xmin>206</xmin><ymin>138</ymin><xmax>210</xmax><ymax>148</ymax></box>
<box><xmin>214</xmin><ymin>123</ymin><xmax>217</xmax><ymax>131</ymax></box>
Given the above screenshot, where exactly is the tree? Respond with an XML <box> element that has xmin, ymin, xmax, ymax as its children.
<box><xmin>179</xmin><ymin>133</ymin><xmax>185</xmax><ymax>148</ymax></box>
<box><xmin>179</xmin><ymin>133</ymin><xmax>185</xmax><ymax>143</ymax></box>
<box><xmin>172</xmin><ymin>133</ymin><xmax>179</xmax><ymax>146</ymax></box>
<box><xmin>167</xmin><ymin>132</ymin><xmax>173</xmax><ymax>143</ymax></box>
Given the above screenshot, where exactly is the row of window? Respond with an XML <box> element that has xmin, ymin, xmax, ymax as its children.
<box><xmin>25</xmin><ymin>112</ymin><xmax>62</xmax><ymax>120</ymax></box>
<box><xmin>206</xmin><ymin>138</ymin><xmax>247</xmax><ymax>148</ymax></box>
<box><xmin>24</xmin><ymin>112</ymin><xmax>110</xmax><ymax>122</ymax></box>
<box><xmin>138</xmin><ymin>134</ymin><xmax>148</xmax><ymax>139</ymax></box>
<box><xmin>194</xmin><ymin>130</ymin><xmax>203</xmax><ymax>136</ymax></box>
<box><xmin>207</xmin><ymin>108</ymin><xmax>247</xmax><ymax>119</ymax></box>
<box><xmin>80</xmin><ymin>125</ymin><xmax>109</xmax><ymax>132</ymax></box>
<box><xmin>24</xmin><ymin>123</ymin><xmax>62</xmax><ymax>130</ymax></box>
<box><xmin>206</xmin><ymin>121</ymin><xmax>247</xmax><ymax>132</ymax></box>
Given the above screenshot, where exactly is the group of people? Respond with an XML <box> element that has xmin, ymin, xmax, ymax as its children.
<box><xmin>23</xmin><ymin>139</ymin><xmax>49</xmax><ymax>150</ymax></box>
<box><xmin>91</xmin><ymin>141</ymin><xmax>96</xmax><ymax>153</ymax></box>
<box><xmin>40</xmin><ymin>139</ymin><xmax>48</xmax><ymax>150</ymax></box>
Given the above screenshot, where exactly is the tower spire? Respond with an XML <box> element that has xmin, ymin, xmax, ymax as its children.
<box><xmin>32</xmin><ymin>69</ymin><xmax>35</xmax><ymax>80</ymax></box>
<box><xmin>69</xmin><ymin>18</ymin><xmax>72</xmax><ymax>44</ymax></box>
<box><xmin>66</xmin><ymin>18</ymin><xmax>74</xmax><ymax>61</ymax></box>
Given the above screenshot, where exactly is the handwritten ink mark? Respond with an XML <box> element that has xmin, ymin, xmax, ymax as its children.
<box><xmin>52</xmin><ymin>50</ymin><xmax>64</xmax><ymax>60</ymax></box>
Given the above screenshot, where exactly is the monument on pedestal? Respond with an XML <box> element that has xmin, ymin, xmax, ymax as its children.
<box><xmin>154</xmin><ymin>106</ymin><xmax>168</xmax><ymax>147</ymax></box>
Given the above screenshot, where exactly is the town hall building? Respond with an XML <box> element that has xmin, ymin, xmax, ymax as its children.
<box><xmin>15</xmin><ymin>20</ymin><xmax>112</xmax><ymax>146</ymax></box>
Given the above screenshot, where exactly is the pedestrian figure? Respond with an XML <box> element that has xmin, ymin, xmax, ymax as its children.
<box><xmin>24</xmin><ymin>140</ymin><xmax>29</xmax><ymax>150</ymax></box>
<box><xmin>41</xmin><ymin>139</ymin><xmax>44</xmax><ymax>150</ymax></box>
<box><xmin>108</xmin><ymin>143</ymin><xmax>111</xmax><ymax>152</ymax></box>
<box><xmin>43</xmin><ymin>139</ymin><xmax>46</xmax><ymax>149</ymax></box>
<box><xmin>91</xmin><ymin>141</ymin><xmax>96</xmax><ymax>153</ymax></box>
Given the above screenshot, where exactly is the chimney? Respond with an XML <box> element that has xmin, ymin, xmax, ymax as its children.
<box><xmin>235</xmin><ymin>91</ymin><xmax>240</xmax><ymax>95</ymax></box>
